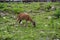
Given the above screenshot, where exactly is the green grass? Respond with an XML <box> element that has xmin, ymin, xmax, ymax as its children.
<box><xmin>0</xmin><ymin>2</ymin><xmax>60</xmax><ymax>40</ymax></box>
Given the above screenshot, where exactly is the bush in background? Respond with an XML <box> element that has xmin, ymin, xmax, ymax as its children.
<box><xmin>53</xmin><ymin>8</ymin><xmax>60</xmax><ymax>18</ymax></box>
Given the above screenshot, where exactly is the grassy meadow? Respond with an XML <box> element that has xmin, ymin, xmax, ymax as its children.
<box><xmin>0</xmin><ymin>2</ymin><xmax>60</xmax><ymax>40</ymax></box>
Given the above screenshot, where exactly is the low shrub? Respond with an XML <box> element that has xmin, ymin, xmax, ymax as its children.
<box><xmin>53</xmin><ymin>8</ymin><xmax>60</xmax><ymax>18</ymax></box>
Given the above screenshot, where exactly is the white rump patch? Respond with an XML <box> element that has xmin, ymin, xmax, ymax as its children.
<box><xmin>20</xmin><ymin>21</ymin><xmax>23</xmax><ymax>24</ymax></box>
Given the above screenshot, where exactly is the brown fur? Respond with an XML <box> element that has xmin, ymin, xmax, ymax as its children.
<box><xmin>17</xmin><ymin>13</ymin><xmax>36</xmax><ymax>27</ymax></box>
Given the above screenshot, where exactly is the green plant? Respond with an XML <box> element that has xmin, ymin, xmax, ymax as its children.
<box><xmin>53</xmin><ymin>8</ymin><xmax>60</xmax><ymax>18</ymax></box>
<box><xmin>0</xmin><ymin>3</ymin><xmax>4</xmax><ymax>9</ymax></box>
<box><xmin>44</xmin><ymin>2</ymin><xmax>52</xmax><ymax>12</ymax></box>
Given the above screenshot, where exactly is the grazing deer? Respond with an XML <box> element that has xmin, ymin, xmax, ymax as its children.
<box><xmin>17</xmin><ymin>13</ymin><xmax>36</xmax><ymax>27</ymax></box>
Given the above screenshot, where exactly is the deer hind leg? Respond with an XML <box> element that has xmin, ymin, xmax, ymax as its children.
<box><xmin>19</xmin><ymin>20</ymin><xmax>24</xmax><ymax>27</ymax></box>
<box><xmin>19</xmin><ymin>20</ymin><xmax>28</xmax><ymax>27</ymax></box>
<box><xmin>19</xmin><ymin>20</ymin><xmax>23</xmax><ymax>25</ymax></box>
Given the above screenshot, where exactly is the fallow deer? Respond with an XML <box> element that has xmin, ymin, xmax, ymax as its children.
<box><xmin>17</xmin><ymin>13</ymin><xmax>36</xmax><ymax>27</ymax></box>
